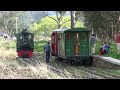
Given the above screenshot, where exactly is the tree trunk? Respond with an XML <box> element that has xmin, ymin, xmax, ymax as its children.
<box><xmin>57</xmin><ymin>21</ymin><xmax>61</xmax><ymax>29</ymax></box>
<box><xmin>71</xmin><ymin>11</ymin><xmax>76</xmax><ymax>29</ymax></box>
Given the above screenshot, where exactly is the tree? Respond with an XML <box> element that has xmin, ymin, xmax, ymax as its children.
<box><xmin>30</xmin><ymin>11</ymin><xmax>46</xmax><ymax>22</ymax></box>
<box><xmin>0</xmin><ymin>11</ymin><xmax>23</xmax><ymax>36</ymax></box>
<box><xmin>0</xmin><ymin>11</ymin><xmax>46</xmax><ymax>37</ymax></box>
<box><xmin>83</xmin><ymin>11</ymin><xmax>120</xmax><ymax>41</ymax></box>
<box><xmin>71</xmin><ymin>11</ymin><xmax>76</xmax><ymax>28</ymax></box>
<box><xmin>42</xmin><ymin>11</ymin><xmax>71</xmax><ymax>29</ymax></box>
<box><xmin>30</xmin><ymin>16</ymin><xmax>84</xmax><ymax>40</ymax></box>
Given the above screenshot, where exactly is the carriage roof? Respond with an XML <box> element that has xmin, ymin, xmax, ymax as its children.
<box><xmin>52</xmin><ymin>28</ymin><xmax>90</xmax><ymax>33</ymax></box>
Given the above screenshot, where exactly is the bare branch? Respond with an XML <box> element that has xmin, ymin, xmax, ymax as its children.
<box><xmin>59</xmin><ymin>15</ymin><xmax>64</xmax><ymax>22</ymax></box>
<box><xmin>60</xmin><ymin>20</ymin><xmax>71</xmax><ymax>27</ymax></box>
<box><xmin>58</xmin><ymin>11</ymin><xmax>66</xmax><ymax>22</ymax></box>
<box><xmin>56</xmin><ymin>11</ymin><xmax>59</xmax><ymax>21</ymax></box>
<box><xmin>42</xmin><ymin>11</ymin><xmax>58</xmax><ymax>23</ymax></box>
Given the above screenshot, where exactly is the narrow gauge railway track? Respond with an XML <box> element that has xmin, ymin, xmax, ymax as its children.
<box><xmin>83</xmin><ymin>67</ymin><xmax>120</xmax><ymax>79</ymax></box>
<box><xmin>16</xmin><ymin>52</ymin><xmax>42</xmax><ymax>66</ymax></box>
<box><xmin>77</xmin><ymin>66</ymin><xmax>120</xmax><ymax>79</ymax></box>
<box><xmin>16</xmin><ymin>55</ymin><xmax>82</xmax><ymax>78</ymax></box>
<box><xmin>47</xmin><ymin>53</ymin><xmax>120</xmax><ymax>79</ymax></box>
<box><xmin>16</xmin><ymin>57</ymin><xmax>41</xmax><ymax>66</ymax></box>
<box><xmin>16</xmin><ymin>52</ymin><xmax>120</xmax><ymax>79</ymax></box>
<box><xmin>37</xmin><ymin>53</ymin><xmax>120</xmax><ymax>79</ymax></box>
<box><xmin>16</xmin><ymin>57</ymin><xmax>111</xmax><ymax>79</ymax></box>
<box><xmin>50</xmin><ymin>59</ymin><xmax>120</xmax><ymax>79</ymax></box>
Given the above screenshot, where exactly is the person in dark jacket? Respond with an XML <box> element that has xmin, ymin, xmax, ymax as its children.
<box><xmin>44</xmin><ymin>42</ymin><xmax>51</xmax><ymax>63</ymax></box>
<box><xmin>105</xmin><ymin>43</ymin><xmax>110</xmax><ymax>54</ymax></box>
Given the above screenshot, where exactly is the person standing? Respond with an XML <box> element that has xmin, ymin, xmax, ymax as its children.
<box><xmin>44</xmin><ymin>42</ymin><xmax>51</xmax><ymax>63</ymax></box>
<box><xmin>115</xmin><ymin>31</ymin><xmax>120</xmax><ymax>54</ymax></box>
<box><xmin>90</xmin><ymin>34</ymin><xmax>96</xmax><ymax>55</ymax></box>
<box><xmin>3</xmin><ymin>34</ymin><xmax>8</xmax><ymax>40</ymax></box>
<box><xmin>104</xmin><ymin>43</ymin><xmax>110</xmax><ymax>54</ymax></box>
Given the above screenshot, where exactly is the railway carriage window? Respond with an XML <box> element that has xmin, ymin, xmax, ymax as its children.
<box><xmin>66</xmin><ymin>32</ymin><xmax>72</xmax><ymax>40</ymax></box>
<box><xmin>74</xmin><ymin>32</ymin><xmax>80</xmax><ymax>44</ymax></box>
<box><xmin>58</xmin><ymin>34</ymin><xmax>61</xmax><ymax>40</ymax></box>
<box><xmin>80</xmin><ymin>32</ymin><xmax>87</xmax><ymax>40</ymax></box>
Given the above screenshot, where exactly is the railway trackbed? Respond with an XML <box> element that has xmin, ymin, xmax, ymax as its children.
<box><xmin>78</xmin><ymin>66</ymin><xmax>120</xmax><ymax>79</ymax></box>
<box><xmin>16</xmin><ymin>52</ymin><xmax>120</xmax><ymax>79</ymax></box>
<box><xmin>16</xmin><ymin>57</ymin><xmax>82</xmax><ymax>78</ymax></box>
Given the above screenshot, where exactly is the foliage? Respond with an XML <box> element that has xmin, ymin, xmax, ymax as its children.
<box><xmin>0</xmin><ymin>11</ymin><xmax>23</xmax><ymax>36</ymax></box>
<box><xmin>30</xmin><ymin>16</ymin><xmax>84</xmax><ymax>37</ymax></box>
<box><xmin>0</xmin><ymin>11</ymin><xmax>46</xmax><ymax>37</ymax></box>
<box><xmin>34</xmin><ymin>40</ymin><xmax>47</xmax><ymax>52</ymax></box>
<box><xmin>83</xmin><ymin>11</ymin><xmax>120</xmax><ymax>40</ymax></box>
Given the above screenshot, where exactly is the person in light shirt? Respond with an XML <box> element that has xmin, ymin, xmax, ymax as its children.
<box><xmin>90</xmin><ymin>34</ymin><xmax>96</xmax><ymax>55</ymax></box>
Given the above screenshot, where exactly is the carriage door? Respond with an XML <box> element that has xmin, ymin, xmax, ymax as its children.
<box><xmin>51</xmin><ymin>32</ymin><xmax>55</xmax><ymax>56</ymax></box>
<box><xmin>74</xmin><ymin>32</ymin><xmax>80</xmax><ymax>55</ymax></box>
<box><xmin>80</xmin><ymin>32</ymin><xmax>89</xmax><ymax>55</ymax></box>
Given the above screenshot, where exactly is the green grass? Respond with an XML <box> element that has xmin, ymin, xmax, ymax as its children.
<box><xmin>0</xmin><ymin>40</ymin><xmax>16</xmax><ymax>49</ymax></box>
<box><xmin>34</xmin><ymin>40</ymin><xmax>47</xmax><ymax>52</ymax></box>
<box><xmin>9</xmin><ymin>40</ymin><xmax>47</xmax><ymax>53</ymax></box>
<box><xmin>5</xmin><ymin>41</ymin><xmax>16</xmax><ymax>49</ymax></box>
<box><xmin>0</xmin><ymin>37</ymin><xmax>120</xmax><ymax>60</ymax></box>
<box><xmin>0</xmin><ymin>38</ymin><xmax>47</xmax><ymax>53</ymax></box>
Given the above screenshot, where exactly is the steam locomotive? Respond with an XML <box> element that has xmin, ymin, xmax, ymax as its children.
<box><xmin>16</xmin><ymin>29</ymin><xmax>34</xmax><ymax>58</ymax></box>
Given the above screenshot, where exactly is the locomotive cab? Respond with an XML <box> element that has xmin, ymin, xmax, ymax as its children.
<box><xmin>16</xmin><ymin>29</ymin><xmax>34</xmax><ymax>58</ymax></box>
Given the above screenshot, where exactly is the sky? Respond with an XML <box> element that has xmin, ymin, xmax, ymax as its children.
<box><xmin>48</xmin><ymin>11</ymin><xmax>56</xmax><ymax>16</ymax></box>
<box><xmin>48</xmin><ymin>11</ymin><xmax>70</xmax><ymax>16</ymax></box>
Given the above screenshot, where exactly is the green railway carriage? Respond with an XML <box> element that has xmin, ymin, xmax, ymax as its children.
<box><xmin>51</xmin><ymin>28</ymin><xmax>93</xmax><ymax>66</ymax></box>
